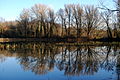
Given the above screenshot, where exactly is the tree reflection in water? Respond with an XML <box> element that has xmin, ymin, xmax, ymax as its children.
<box><xmin>0</xmin><ymin>43</ymin><xmax>120</xmax><ymax>79</ymax></box>
<box><xmin>116</xmin><ymin>53</ymin><xmax>120</xmax><ymax>80</ymax></box>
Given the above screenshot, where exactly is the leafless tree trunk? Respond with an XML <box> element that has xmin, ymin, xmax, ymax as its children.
<box><xmin>48</xmin><ymin>8</ymin><xmax>56</xmax><ymax>37</ymax></box>
<box><xmin>65</xmin><ymin>4</ymin><xmax>72</xmax><ymax>37</ymax></box>
<box><xmin>32</xmin><ymin>4</ymin><xmax>48</xmax><ymax>37</ymax></box>
<box><xmin>72</xmin><ymin>4</ymin><xmax>83</xmax><ymax>38</ymax></box>
<box><xmin>84</xmin><ymin>6</ymin><xmax>101</xmax><ymax>39</ymax></box>
<box><xmin>101</xmin><ymin>11</ymin><xmax>112</xmax><ymax>39</ymax></box>
<box><xmin>18</xmin><ymin>9</ymin><xmax>31</xmax><ymax>38</ymax></box>
<box><xmin>99</xmin><ymin>0</ymin><xmax>120</xmax><ymax>39</ymax></box>
<box><xmin>58</xmin><ymin>8</ymin><xmax>65</xmax><ymax>37</ymax></box>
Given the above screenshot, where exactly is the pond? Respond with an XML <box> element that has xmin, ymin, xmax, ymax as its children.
<box><xmin>0</xmin><ymin>43</ymin><xmax>120</xmax><ymax>80</ymax></box>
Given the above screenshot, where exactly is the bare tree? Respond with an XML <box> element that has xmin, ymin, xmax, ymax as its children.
<box><xmin>18</xmin><ymin>8</ymin><xmax>31</xmax><ymax>38</ymax></box>
<box><xmin>84</xmin><ymin>6</ymin><xmax>101</xmax><ymax>39</ymax></box>
<box><xmin>101</xmin><ymin>11</ymin><xmax>113</xmax><ymax>39</ymax></box>
<box><xmin>111</xmin><ymin>13</ymin><xmax>120</xmax><ymax>38</ymax></box>
<box><xmin>32</xmin><ymin>4</ymin><xmax>48</xmax><ymax>37</ymax></box>
<box><xmin>57</xmin><ymin>8</ymin><xmax>65</xmax><ymax>37</ymax></box>
<box><xmin>99</xmin><ymin>0</ymin><xmax>120</xmax><ymax>39</ymax></box>
<box><xmin>47</xmin><ymin>8</ymin><xmax>56</xmax><ymax>37</ymax></box>
<box><xmin>72</xmin><ymin>4</ymin><xmax>83</xmax><ymax>38</ymax></box>
<box><xmin>64</xmin><ymin>4</ymin><xmax>73</xmax><ymax>37</ymax></box>
<box><xmin>0</xmin><ymin>17</ymin><xmax>5</xmax><ymax>37</ymax></box>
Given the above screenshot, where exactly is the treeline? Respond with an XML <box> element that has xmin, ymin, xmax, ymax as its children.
<box><xmin>0</xmin><ymin>4</ymin><xmax>120</xmax><ymax>40</ymax></box>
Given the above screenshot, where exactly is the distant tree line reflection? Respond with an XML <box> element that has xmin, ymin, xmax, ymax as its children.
<box><xmin>0</xmin><ymin>43</ymin><xmax>119</xmax><ymax>79</ymax></box>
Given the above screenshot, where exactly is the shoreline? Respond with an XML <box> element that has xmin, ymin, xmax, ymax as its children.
<box><xmin>0</xmin><ymin>37</ymin><xmax>120</xmax><ymax>43</ymax></box>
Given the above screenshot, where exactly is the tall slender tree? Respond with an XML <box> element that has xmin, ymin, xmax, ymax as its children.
<box><xmin>18</xmin><ymin>8</ymin><xmax>31</xmax><ymax>38</ymax></box>
<box><xmin>84</xmin><ymin>6</ymin><xmax>101</xmax><ymax>39</ymax></box>
<box><xmin>48</xmin><ymin>8</ymin><xmax>56</xmax><ymax>37</ymax></box>
<box><xmin>72</xmin><ymin>4</ymin><xmax>83</xmax><ymax>38</ymax></box>
<box><xmin>32</xmin><ymin>4</ymin><xmax>48</xmax><ymax>37</ymax></box>
<box><xmin>65</xmin><ymin>4</ymin><xmax>73</xmax><ymax>37</ymax></box>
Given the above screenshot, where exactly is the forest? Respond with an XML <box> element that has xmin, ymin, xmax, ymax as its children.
<box><xmin>0</xmin><ymin>3</ymin><xmax>120</xmax><ymax>42</ymax></box>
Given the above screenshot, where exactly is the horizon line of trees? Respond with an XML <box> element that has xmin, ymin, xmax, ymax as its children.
<box><xmin>0</xmin><ymin>3</ymin><xmax>120</xmax><ymax>40</ymax></box>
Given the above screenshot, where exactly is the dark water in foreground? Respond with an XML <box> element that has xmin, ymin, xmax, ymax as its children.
<box><xmin>0</xmin><ymin>43</ymin><xmax>120</xmax><ymax>80</ymax></box>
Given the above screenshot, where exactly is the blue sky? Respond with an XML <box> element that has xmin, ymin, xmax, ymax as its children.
<box><xmin>0</xmin><ymin>0</ymin><xmax>115</xmax><ymax>21</ymax></box>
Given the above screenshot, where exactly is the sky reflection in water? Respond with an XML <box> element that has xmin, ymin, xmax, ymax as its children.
<box><xmin>0</xmin><ymin>44</ymin><xmax>119</xmax><ymax>80</ymax></box>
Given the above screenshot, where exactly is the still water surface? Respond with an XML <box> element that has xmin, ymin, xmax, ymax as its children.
<box><xmin>0</xmin><ymin>43</ymin><xmax>120</xmax><ymax>80</ymax></box>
